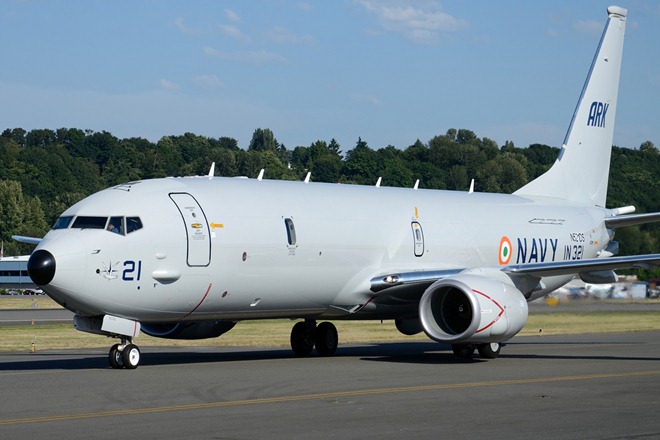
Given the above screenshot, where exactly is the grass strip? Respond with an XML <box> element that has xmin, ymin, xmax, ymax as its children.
<box><xmin>3</xmin><ymin>312</ymin><xmax>660</xmax><ymax>353</ymax></box>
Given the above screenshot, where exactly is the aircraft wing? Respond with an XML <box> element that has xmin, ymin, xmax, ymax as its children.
<box><xmin>502</xmin><ymin>253</ymin><xmax>660</xmax><ymax>278</ymax></box>
<box><xmin>605</xmin><ymin>212</ymin><xmax>660</xmax><ymax>229</ymax></box>
<box><xmin>12</xmin><ymin>235</ymin><xmax>42</xmax><ymax>245</ymax></box>
<box><xmin>370</xmin><ymin>254</ymin><xmax>660</xmax><ymax>300</ymax></box>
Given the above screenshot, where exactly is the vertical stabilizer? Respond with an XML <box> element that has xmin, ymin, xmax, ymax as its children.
<box><xmin>514</xmin><ymin>6</ymin><xmax>626</xmax><ymax>207</ymax></box>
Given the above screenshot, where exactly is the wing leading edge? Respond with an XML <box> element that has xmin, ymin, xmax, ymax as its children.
<box><xmin>370</xmin><ymin>253</ymin><xmax>660</xmax><ymax>304</ymax></box>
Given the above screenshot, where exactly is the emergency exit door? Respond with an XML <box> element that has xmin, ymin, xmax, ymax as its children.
<box><xmin>411</xmin><ymin>221</ymin><xmax>424</xmax><ymax>257</ymax></box>
<box><xmin>169</xmin><ymin>192</ymin><xmax>211</xmax><ymax>266</ymax></box>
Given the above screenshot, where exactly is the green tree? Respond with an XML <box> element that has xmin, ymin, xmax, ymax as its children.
<box><xmin>248</xmin><ymin>128</ymin><xmax>279</xmax><ymax>152</ymax></box>
<box><xmin>342</xmin><ymin>138</ymin><xmax>378</xmax><ymax>184</ymax></box>
<box><xmin>0</xmin><ymin>180</ymin><xmax>48</xmax><ymax>255</ymax></box>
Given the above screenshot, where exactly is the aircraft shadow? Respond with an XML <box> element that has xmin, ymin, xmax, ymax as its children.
<box><xmin>2</xmin><ymin>340</ymin><xmax>659</xmax><ymax>370</ymax></box>
<box><xmin>0</xmin><ymin>343</ymin><xmax>446</xmax><ymax>371</ymax></box>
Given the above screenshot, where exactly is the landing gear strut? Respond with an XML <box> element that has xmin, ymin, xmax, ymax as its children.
<box><xmin>290</xmin><ymin>320</ymin><xmax>338</xmax><ymax>356</ymax></box>
<box><xmin>108</xmin><ymin>338</ymin><xmax>141</xmax><ymax>369</ymax></box>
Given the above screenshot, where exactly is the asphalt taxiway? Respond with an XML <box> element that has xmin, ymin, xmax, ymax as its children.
<box><xmin>2</xmin><ymin>331</ymin><xmax>660</xmax><ymax>439</ymax></box>
<box><xmin>0</xmin><ymin>308</ymin><xmax>73</xmax><ymax>326</ymax></box>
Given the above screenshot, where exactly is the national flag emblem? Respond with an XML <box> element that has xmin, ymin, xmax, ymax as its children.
<box><xmin>498</xmin><ymin>236</ymin><xmax>512</xmax><ymax>265</ymax></box>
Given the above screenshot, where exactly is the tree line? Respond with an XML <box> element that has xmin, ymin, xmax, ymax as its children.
<box><xmin>1</xmin><ymin>127</ymin><xmax>658</xmax><ymax>278</ymax></box>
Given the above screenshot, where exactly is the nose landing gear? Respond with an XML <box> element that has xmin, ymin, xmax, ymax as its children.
<box><xmin>108</xmin><ymin>339</ymin><xmax>141</xmax><ymax>369</ymax></box>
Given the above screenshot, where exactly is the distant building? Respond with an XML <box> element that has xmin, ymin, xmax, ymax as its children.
<box><xmin>0</xmin><ymin>255</ymin><xmax>36</xmax><ymax>289</ymax></box>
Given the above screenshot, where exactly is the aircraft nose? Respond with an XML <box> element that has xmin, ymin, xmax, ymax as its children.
<box><xmin>28</xmin><ymin>249</ymin><xmax>56</xmax><ymax>286</ymax></box>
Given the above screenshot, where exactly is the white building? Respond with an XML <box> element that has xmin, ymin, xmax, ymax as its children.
<box><xmin>0</xmin><ymin>255</ymin><xmax>36</xmax><ymax>290</ymax></box>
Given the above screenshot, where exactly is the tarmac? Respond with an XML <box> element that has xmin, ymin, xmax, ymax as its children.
<box><xmin>2</xmin><ymin>331</ymin><xmax>660</xmax><ymax>439</ymax></box>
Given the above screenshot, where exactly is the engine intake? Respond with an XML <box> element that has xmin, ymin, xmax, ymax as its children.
<box><xmin>419</xmin><ymin>274</ymin><xmax>528</xmax><ymax>344</ymax></box>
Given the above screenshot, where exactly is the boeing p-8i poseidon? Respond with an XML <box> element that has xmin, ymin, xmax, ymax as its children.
<box><xmin>23</xmin><ymin>6</ymin><xmax>660</xmax><ymax>368</ymax></box>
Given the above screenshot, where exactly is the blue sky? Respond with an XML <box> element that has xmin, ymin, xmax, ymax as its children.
<box><xmin>1</xmin><ymin>1</ymin><xmax>659</xmax><ymax>152</ymax></box>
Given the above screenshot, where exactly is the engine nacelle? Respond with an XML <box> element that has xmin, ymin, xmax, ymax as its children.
<box><xmin>419</xmin><ymin>274</ymin><xmax>528</xmax><ymax>344</ymax></box>
<box><xmin>142</xmin><ymin>320</ymin><xmax>236</xmax><ymax>340</ymax></box>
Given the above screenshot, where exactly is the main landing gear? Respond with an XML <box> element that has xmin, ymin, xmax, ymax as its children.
<box><xmin>290</xmin><ymin>320</ymin><xmax>338</xmax><ymax>356</ymax></box>
<box><xmin>108</xmin><ymin>338</ymin><xmax>141</xmax><ymax>369</ymax></box>
<box><xmin>452</xmin><ymin>342</ymin><xmax>502</xmax><ymax>360</ymax></box>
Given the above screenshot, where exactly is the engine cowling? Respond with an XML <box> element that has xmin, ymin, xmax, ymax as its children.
<box><xmin>419</xmin><ymin>274</ymin><xmax>528</xmax><ymax>344</ymax></box>
<box><xmin>142</xmin><ymin>320</ymin><xmax>236</xmax><ymax>340</ymax></box>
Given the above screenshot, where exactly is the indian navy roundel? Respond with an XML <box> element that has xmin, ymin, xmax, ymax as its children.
<box><xmin>499</xmin><ymin>236</ymin><xmax>512</xmax><ymax>265</ymax></box>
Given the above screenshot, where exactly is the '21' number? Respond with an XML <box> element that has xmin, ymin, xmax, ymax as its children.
<box><xmin>122</xmin><ymin>260</ymin><xmax>142</xmax><ymax>281</ymax></box>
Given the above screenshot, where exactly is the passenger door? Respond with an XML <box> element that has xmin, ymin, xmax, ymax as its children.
<box><xmin>169</xmin><ymin>193</ymin><xmax>211</xmax><ymax>266</ymax></box>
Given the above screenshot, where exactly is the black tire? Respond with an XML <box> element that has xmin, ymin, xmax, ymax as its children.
<box><xmin>121</xmin><ymin>344</ymin><xmax>141</xmax><ymax>369</ymax></box>
<box><xmin>109</xmin><ymin>344</ymin><xmax>124</xmax><ymax>369</ymax></box>
<box><xmin>452</xmin><ymin>344</ymin><xmax>475</xmax><ymax>359</ymax></box>
<box><xmin>290</xmin><ymin>322</ymin><xmax>314</xmax><ymax>356</ymax></box>
<box><xmin>477</xmin><ymin>342</ymin><xmax>501</xmax><ymax>359</ymax></box>
<box><xmin>315</xmin><ymin>322</ymin><xmax>338</xmax><ymax>356</ymax></box>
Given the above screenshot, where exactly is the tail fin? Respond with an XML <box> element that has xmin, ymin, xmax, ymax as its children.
<box><xmin>514</xmin><ymin>6</ymin><xmax>627</xmax><ymax>207</ymax></box>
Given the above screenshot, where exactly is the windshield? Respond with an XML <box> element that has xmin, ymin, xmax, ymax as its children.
<box><xmin>52</xmin><ymin>216</ymin><xmax>74</xmax><ymax>230</ymax></box>
<box><xmin>55</xmin><ymin>215</ymin><xmax>143</xmax><ymax>235</ymax></box>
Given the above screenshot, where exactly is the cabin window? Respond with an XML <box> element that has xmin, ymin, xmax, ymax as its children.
<box><xmin>52</xmin><ymin>216</ymin><xmax>74</xmax><ymax>230</ymax></box>
<box><xmin>72</xmin><ymin>216</ymin><xmax>108</xmax><ymax>229</ymax></box>
<box><xmin>284</xmin><ymin>218</ymin><xmax>297</xmax><ymax>246</ymax></box>
<box><xmin>126</xmin><ymin>217</ymin><xmax>143</xmax><ymax>233</ymax></box>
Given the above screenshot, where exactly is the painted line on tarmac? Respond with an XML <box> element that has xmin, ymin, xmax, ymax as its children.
<box><xmin>2</xmin><ymin>370</ymin><xmax>659</xmax><ymax>426</ymax></box>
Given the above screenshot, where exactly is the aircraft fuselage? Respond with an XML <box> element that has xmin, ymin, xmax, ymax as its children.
<box><xmin>38</xmin><ymin>177</ymin><xmax>609</xmax><ymax>323</ymax></box>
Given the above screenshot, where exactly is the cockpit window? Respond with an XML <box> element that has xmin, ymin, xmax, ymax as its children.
<box><xmin>107</xmin><ymin>216</ymin><xmax>124</xmax><ymax>235</ymax></box>
<box><xmin>72</xmin><ymin>216</ymin><xmax>108</xmax><ymax>229</ymax></box>
<box><xmin>58</xmin><ymin>215</ymin><xmax>141</xmax><ymax>234</ymax></box>
<box><xmin>52</xmin><ymin>216</ymin><xmax>74</xmax><ymax>230</ymax></box>
<box><xmin>126</xmin><ymin>217</ymin><xmax>143</xmax><ymax>233</ymax></box>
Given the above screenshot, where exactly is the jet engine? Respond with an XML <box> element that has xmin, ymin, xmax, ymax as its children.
<box><xmin>142</xmin><ymin>320</ymin><xmax>236</xmax><ymax>340</ymax></box>
<box><xmin>419</xmin><ymin>274</ymin><xmax>528</xmax><ymax>344</ymax></box>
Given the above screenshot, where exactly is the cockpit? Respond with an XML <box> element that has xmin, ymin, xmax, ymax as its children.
<box><xmin>52</xmin><ymin>215</ymin><xmax>143</xmax><ymax>236</ymax></box>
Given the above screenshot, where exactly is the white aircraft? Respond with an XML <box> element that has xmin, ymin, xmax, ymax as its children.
<box><xmin>22</xmin><ymin>6</ymin><xmax>660</xmax><ymax>368</ymax></box>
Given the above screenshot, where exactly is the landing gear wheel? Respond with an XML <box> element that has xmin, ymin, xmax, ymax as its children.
<box><xmin>121</xmin><ymin>344</ymin><xmax>141</xmax><ymax>369</ymax></box>
<box><xmin>315</xmin><ymin>322</ymin><xmax>338</xmax><ymax>356</ymax></box>
<box><xmin>477</xmin><ymin>342</ymin><xmax>501</xmax><ymax>359</ymax></box>
<box><xmin>109</xmin><ymin>344</ymin><xmax>124</xmax><ymax>369</ymax></box>
<box><xmin>290</xmin><ymin>321</ymin><xmax>315</xmax><ymax>356</ymax></box>
<box><xmin>452</xmin><ymin>344</ymin><xmax>475</xmax><ymax>360</ymax></box>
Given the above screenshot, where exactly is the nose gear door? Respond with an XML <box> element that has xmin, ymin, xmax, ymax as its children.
<box><xmin>169</xmin><ymin>193</ymin><xmax>211</xmax><ymax>267</ymax></box>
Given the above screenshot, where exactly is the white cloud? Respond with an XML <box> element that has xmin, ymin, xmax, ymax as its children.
<box><xmin>193</xmin><ymin>74</ymin><xmax>224</xmax><ymax>89</ymax></box>
<box><xmin>174</xmin><ymin>17</ymin><xmax>204</xmax><ymax>36</ymax></box>
<box><xmin>158</xmin><ymin>78</ymin><xmax>180</xmax><ymax>91</ymax></box>
<box><xmin>218</xmin><ymin>24</ymin><xmax>251</xmax><ymax>44</ymax></box>
<box><xmin>203</xmin><ymin>47</ymin><xmax>286</xmax><ymax>65</ymax></box>
<box><xmin>545</xmin><ymin>28</ymin><xmax>561</xmax><ymax>38</ymax></box>
<box><xmin>225</xmin><ymin>9</ymin><xmax>241</xmax><ymax>23</ymax></box>
<box><xmin>265</xmin><ymin>26</ymin><xmax>315</xmax><ymax>45</ymax></box>
<box><xmin>356</xmin><ymin>0</ymin><xmax>468</xmax><ymax>44</ymax></box>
